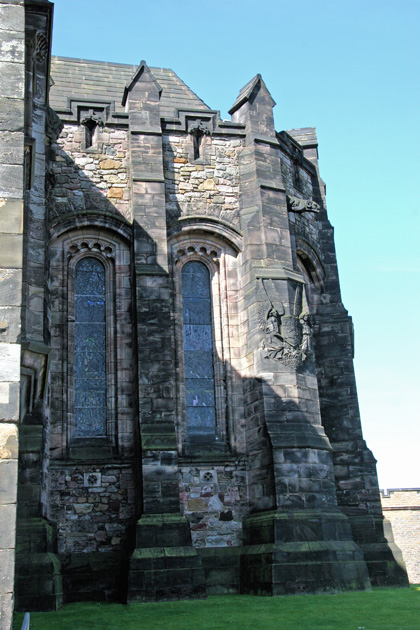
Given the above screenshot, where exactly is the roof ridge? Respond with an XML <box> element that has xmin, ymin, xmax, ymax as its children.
<box><xmin>52</xmin><ymin>55</ymin><xmax>172</xmax><ymax>74</ymax></box>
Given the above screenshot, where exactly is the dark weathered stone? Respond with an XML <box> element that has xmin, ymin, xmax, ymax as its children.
<box><xmin>0</xmin><ymin>4</ymin><xmax>407</xmax><ymax>622</ymax></box>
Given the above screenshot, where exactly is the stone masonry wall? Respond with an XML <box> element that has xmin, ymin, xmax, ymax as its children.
<box><xmin>50</xmin><ymin>465</ymin><xmax>136</xmax><ymax>554</ymax></box>
<box><xmin>49</xmin><ymin>124</ymin><xmax>131</xmax><ymax>223</ymax></box>
<box><xmin>381</xmin><ymin>489</ymin><xmax>420</xmax><ymax>583</ymax></box>
<box><xmin>179</xmin><ymin>461</ymin><xmax>248</xmax><ymax>548</ymax></box>
<box><xmin>280</xmin><ymin>151</ymin><xmax>313</xmax><ymax>200</ymax></box>
<box><xmin>0</xmin><ymin>2</ymin><xmax>25</xmax><ymax>627</ymax></box>
<box><xmin>163</xmin><ymin>134</ymin><xmax>242</xmax><ymax>229</ymax></box>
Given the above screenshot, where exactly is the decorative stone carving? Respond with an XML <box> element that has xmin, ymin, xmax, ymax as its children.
<box><xmin>46</xmin><ymin>106</ymin><xmax>64</xmax><ymax>141</ymax></box>
<box><xmin>257</xmin><ymin>279</ymin><xmax>313</xmax><ymax>366</ymax></box>
<box><xmin>67</xmin><ymin>239</ymin><xmax>114</xmax><ymax>259</ymax></box>
<box><xmin>188</xmin><ymin>119</ymin><xmax>211</xmax><ymax>160</ymax></box>
<box><xmin>80</xmin><ymin>112</ymin><xmax>105</xmax><ymax>128</ymax></box>
<box><xmin>188</xmin><ymin>119</ymin><xmax>211</xmax><ymax>138</ymax></box>
<box><xmin>34</xmin><ymin>32</ymin><xmax>48</xmax><ymax>63</ymax></box>
<box><xmin>287</xmin><ymin>195</ymin><xmax>320</xmax><ymax>214</ymax></box>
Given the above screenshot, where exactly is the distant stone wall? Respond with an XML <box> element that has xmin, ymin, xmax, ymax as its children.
<box><xmin>381</xmin><ymin>489</ymin><xmax>420</xmax><ymax>583</ymax></box>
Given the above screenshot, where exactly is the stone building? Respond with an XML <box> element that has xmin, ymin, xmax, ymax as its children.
<box><xmin>381</xmin><ymin>489</ymin><xmax>420</xmax><ymax>584</ymax></box>
<box><xmin>0</xmin><ymin>0</ymin><xmax>408</xmax><ymax>626</ymax></box>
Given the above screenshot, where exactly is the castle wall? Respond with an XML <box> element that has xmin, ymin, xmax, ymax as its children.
<box><xmin>381</xmin><ymin>489</ymin><xmax>420</xmax><ymax>583</ymax></box>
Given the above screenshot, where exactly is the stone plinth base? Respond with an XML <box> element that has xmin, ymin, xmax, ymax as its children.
<box><xmin>198</xmin><ymin>547</ymin><xmax>241</xmax><ymax>595</ymax></box>
<box><xmin>349</xmin><ymin>514</ymin><xmax>409</xmax><ymax>587</ymax></box>
<box><xmin>127</xmin><ymin>513</ymin><xmax>206</xmax><ymax>601</ymax></box>
<box><xmin>241</xmin><ymin>509</ymin><xmax>370</xmax><ymax>595</ymax></box>
<box><xmin>15</xmin><ymin>518</ymin><xmax>62</xmax><ymax>611</ymax></box>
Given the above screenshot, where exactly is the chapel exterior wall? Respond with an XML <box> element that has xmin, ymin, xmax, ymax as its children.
<box><xmin>4</xmin><ymin>17</ymin><xmax>409</xmax><ymax>609</ymax></box>
<box><xmin>45</xmin><ymin>120</ymin><xmax>139</xmax><ymax>562</ymax></box>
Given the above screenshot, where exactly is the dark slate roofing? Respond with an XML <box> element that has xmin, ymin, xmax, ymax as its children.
<box><xmin>49</xmin><ymin>56</ymin><xmax>211</xmax><ymax>118</ymax></box>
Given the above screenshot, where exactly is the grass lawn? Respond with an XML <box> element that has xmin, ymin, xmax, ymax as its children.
<box><xmin>13</xmin><ymin>586</ymin><xmax>420</xmax><ymax>630</ymax></box>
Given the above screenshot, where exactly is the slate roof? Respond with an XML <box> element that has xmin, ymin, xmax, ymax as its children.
<box><xmin>49</xmin><ymin>56</ymin><xmax>211</xmax><ymax>119</ymax></box>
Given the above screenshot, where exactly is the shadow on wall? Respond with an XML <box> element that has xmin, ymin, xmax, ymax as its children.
<box><xmin>14</xmin><ymin>140</ymin><xmax>408</xmax><ymax>607</ymax></box>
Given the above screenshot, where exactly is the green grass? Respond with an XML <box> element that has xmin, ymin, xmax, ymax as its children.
<box><xmin>13</xmin><ymin>586</ymin><xmax>420</xmax><ymax>630</ymax></box>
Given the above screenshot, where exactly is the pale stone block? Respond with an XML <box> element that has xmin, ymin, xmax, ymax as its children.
<box><xmin>0</xmin><ymin>381</ymin><xmax>19</xmax><ymax>421</ymax></box>
<box><xmin>0</xmin><ymin>199</ymin><xmax>22</xmax><ymax>233</ymax></box>
<box><xmin>0</xmin><ymin>234</ymin><xmax>22</xmax><ymax>267</ymax></box>
<box><xmin>0</xmin><ymin>549</ymin><xmax>14</xmax><ymax>592</ymax></box>
<box><xmin>0</xmin><ymin>423</ymin><xmax>17</xmax><ymax>459</ymax></box>
<box><xmin>0</xmin><ymin>504</ymin><xmax>15</xmax><ymax>548</ymax></box>
<box><xmin>0</xmin><ymin>343</ymin><xmax>20</xmax><ymax>381</ymax></box>
<box><xmin>0</xmin><ymin>459</ymin><xmax>17</xmax><ymax>504</ymax></box>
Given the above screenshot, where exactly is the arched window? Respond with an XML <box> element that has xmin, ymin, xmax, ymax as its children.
<box><xmin>181</xmin><ymin>261</ymin><xmax>216</xmax><ymax>439</ymax></box>
<box><xmin>74</xmin><ymin>257</ymin><xmax>107</xmax><ymax>437</ymax></box>
<box><xmin>296</xmin><ymin>240</ymin><xmax>325</xmax><ymax>314</ymax></box>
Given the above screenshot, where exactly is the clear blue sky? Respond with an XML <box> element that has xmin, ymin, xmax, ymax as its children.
<box><xmin>52</xmin><ymin>0</ymin><xmax>420</xmax><ymax>490</ymax></box>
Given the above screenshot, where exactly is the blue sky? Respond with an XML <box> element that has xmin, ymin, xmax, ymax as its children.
<box><xmin>52</xmin><ymin>0</ymin><xmax>420</xmax><ymax>489</ymax></box>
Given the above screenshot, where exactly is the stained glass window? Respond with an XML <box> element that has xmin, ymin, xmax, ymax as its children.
<box><xmin>74</xmin><ymin>257</ymin><xmax>107</xmax><ymax>437</ymax></box>
<box><xmin>182</xmin><ymin>261</ymin><xmax>216</xmax><ymax>437</ymax></box>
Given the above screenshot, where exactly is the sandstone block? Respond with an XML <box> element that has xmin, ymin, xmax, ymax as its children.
<box><xmin>198</xmin><ymin>179</ymin><xmax>218</xmax><ymax>191</ymax></box>
<box><xmin>0</xmin><ymin>423</ymin><xmax>17</xmax><ymax>459</ymax></box>
<box><xmin>100</xmin><ymin>159</ymin><xmax>122</xmax><ymax>170</ymax></box>
<box><xmin>107</xmin><ymin>187</ymin><xmax>123</xmax><ymax>199</ymax></box>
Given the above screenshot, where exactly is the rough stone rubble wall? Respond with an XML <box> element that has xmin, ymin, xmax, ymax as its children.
<box><xmin>381</xmin><ymin>489</ymin><xmax>420</xmax><ymax>583</ymax></box>
<box><xmin>50</xmin><ymin>466</ymin><xmax>136</xmax><ymax>554</ymax></box>
<box><xmin>49</xmin><ymin>124</ymin><xmax>131</xmax><ymax>222</ymax></box>
<box><xmin>0</xmin><ymin>2</ymin><xmax>25</xmax><ymax>627</ymax></box>
<box><xmin>47</xmin><ymin>122</ymin><xmax>137</xmax><ymax>557</ymax></box>
<box><xmin>163</xmin><ymin>134</ymin><xmax>241</xmax><ymax>228</ymax></box>
<box><xmin>179</xmin><ymin>462</ymin><xmax>248</xmax><ymax>548</ymax></box>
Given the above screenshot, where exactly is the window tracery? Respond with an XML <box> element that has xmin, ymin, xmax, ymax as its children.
<box><xmin>49</xmin><ymin>228</ymin><xmax>134</xmax><ymax>459</ymax></box>
<box><xmin>74</xmin><ymin>257</ymin><xmax>107</xmax><ymax>437</ymax></box>
<box><xmin>182</xmin><ymin>260</ymin><xmax>217</xmax><ymax>438</ymax></box>
<box><xmin>172</xmin><ymin>237</ymin><xmax>241</xmax><ymax>454</ymax></box>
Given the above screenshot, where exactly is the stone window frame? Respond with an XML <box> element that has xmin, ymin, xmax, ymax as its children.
<box><xmin>67</xmin><ymin>244</ymin><xmax>116</xmax><ymax>446</ymax></box>
<box><xmin>296</xmin><ymin>238</ymin><xmax>325</xmax><ymax>314</ymax></box>
<box><xmin>49</xmin><ymin>227</ymin><xmax>134</xmax><ymax>459</ymax></box>
<box><xmin>171</xmin><ymin>235</ymin><xmax>240</xmax><ymax>455</ymax></box>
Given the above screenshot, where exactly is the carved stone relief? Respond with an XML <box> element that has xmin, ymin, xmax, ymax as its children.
<box><xmin>287</xmin><ymin>195</ymin><xmax>320</xmax><ymax>214</ymax></box>
<box><xmin>257</xmin><ymin>278</ymin><xmax>313</xmax><ymax>367</ymax></box>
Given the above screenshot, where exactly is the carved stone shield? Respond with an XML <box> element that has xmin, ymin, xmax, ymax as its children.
<box><xmin>281</xmin><ymin>316</ymin><xmax>301</xmax><ymax>348</ymax></box>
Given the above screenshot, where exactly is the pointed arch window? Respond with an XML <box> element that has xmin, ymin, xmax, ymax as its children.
<box><xmin>181</xmin><ymin>261</ymin><xmax>216</xmax><ymax>438</ymax></box>
<box><xmin>74</xmin><ymin>257</ymin><xmax>107</xmax><ymax>437</ymax></box>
